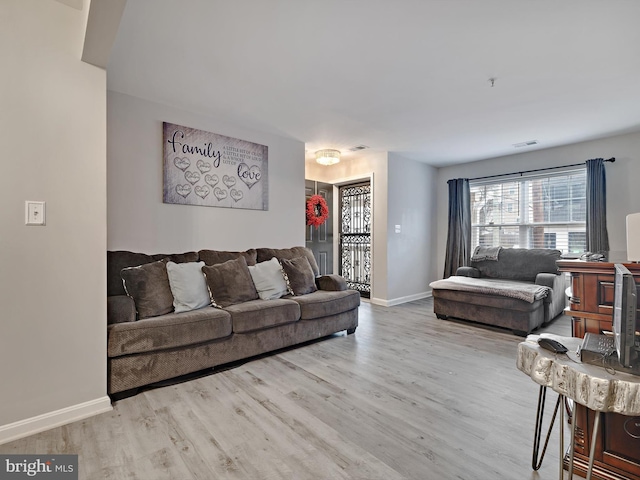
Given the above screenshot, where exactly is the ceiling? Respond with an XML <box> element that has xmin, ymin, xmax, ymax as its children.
<box><xmin>106</xmin><ymin>0</ymin><xmax>640</xmax><ymax>167</ymax></box>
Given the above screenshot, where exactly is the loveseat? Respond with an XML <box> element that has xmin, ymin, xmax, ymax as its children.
<box><xmin>107</xmin><ymin>246</ymin><xmax>360</xmax><ymax>396</ymax></box>
<box><xmin>429</xmin><ymin>248</ymin><xmax>565</xmax><ymax>335</ymax></box>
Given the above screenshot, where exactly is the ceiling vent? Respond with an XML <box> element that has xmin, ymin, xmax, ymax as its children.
<box><xmin>348</xmin><ymin>145</ymin><xmax>369</xmax><ymax>152</ymax></box>
<box><xmin>513</xmin><ymin>140</ymin><xmax>539</xmax><ymax>148</ymax></box>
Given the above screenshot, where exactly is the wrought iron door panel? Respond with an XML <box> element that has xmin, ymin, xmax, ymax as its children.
<box><xmin>339</xmin><ymin>183</ymin><xmax>371</xmax><ymax>297</ymax></box>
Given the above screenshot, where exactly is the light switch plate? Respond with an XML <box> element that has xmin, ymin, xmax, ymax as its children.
<box><xmin>25</xmin><ymin>201</ymin><xmax>46</xmax><ymax>226</ymax></box>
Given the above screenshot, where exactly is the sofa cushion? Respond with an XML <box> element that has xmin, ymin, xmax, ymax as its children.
<box><xmin>198</xmin><ymin>249</ymin><xmax>257</xmax><ymax>266</ymax></box>
<box><xmin>432</xmin><ymin>287</ymin><xmax>543</xmax><ymax>312</ymax></box>
<box><xmin>316</xmin><ymin>275</ymin><xmax>348</xmax><ymax>291</ymax></box>
<box><xmin>107</xmin><ymin>295</ymin><xmax>136</xmax><ymax>325</ymax></box>
<box><xmin>225</xmin><ymin>298</ymin><xmax>300</xmax><ymax>333</ymax></box>
<box><xmin>107</xmin><ymin>307</ymin><xmax>232</xmax><ymax>357</ymax></box>
<box><xmin>107</xmin><ymin>251</ymin><xmax>154</xmax><ymax>296</ymax></box>
<box><xmin>202</xmin><ymin>257</ymin><xmax>259</xmax><ymax>308</ymax></box>
<box><xmin>107</xmin><ymin>250</ymin><xmax>198</xmax><ymax>296</ymax></box>
<box><xmin>471</xmin><ymin>248</ymin><xmax>561</xmax><ymax>282</ymax></box>
<box><xmin>151</xmin><ymin>251</ymin><xmax>199</xmax><ymax>263</ymax></box>
<box><xmin>248</xmin><ymin>257</ymin><xmax>288</xmax><ymax>300</ymax></box>
<box><xmin>121</xmin><ymin>259</ymin><xmax>175</xmax><ymax>319</ymax></box>
<box><xmin>166</xmin><ymin>261</ymin><xmax>211</xmax><ymax>313</ymax></box>
<box><xmin>256</xmin><ymin>246</ymin><xmax>320</xmax><ymax>277</ymax></box>
<box><xmin>290</xmin><ymin>290</ymin><xmax>361</xmax><ymax>320</ymax></box>
<box><xmin>280</xmin><ymin>256</ymin><xmax>318</xmax><ymax>296</ymax></box>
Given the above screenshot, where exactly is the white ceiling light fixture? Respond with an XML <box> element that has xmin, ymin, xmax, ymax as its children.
<box><xmin>315</xmin><ymin>149</ymin><xmax>341</xmax><ymax>166</ymax></box>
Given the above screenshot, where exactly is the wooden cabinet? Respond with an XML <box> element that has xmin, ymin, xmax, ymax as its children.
<box><xmin>557</xmin><ymin>259</ymin><xmax>640</xmax><ymax>480</ymax></box>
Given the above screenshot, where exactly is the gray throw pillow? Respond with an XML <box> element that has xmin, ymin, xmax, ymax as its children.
<box><xmin>120</xmin><ymin>259</ymin><xmax>174</xmax><ymax>319</ymax></box>
<box><xmin>280</xmin><ymin>256</ymin><xmax>317</xmax><ymax>296</ymax></box>
<box><xmin>256</xmin><ymin>247</ymin><xmax>320</xmax><ymax>276</ymax></box>
<box><xmin>201</xmin><ymin>256</ymin><xmax>259</xmax><ymax>308</ymax></box>
<box><xmin>107</xmin><ymin>251</ymin><xmax>154</xmax><ymax>296</ymax></box>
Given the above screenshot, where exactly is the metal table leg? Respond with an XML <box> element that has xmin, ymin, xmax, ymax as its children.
<box><xmin>567</xmin><ymin>401</ymin><xmax>577</xmax><ymax>480</ymax></box>
<box><xmin>585</xmin><ymin>412</ymin><xmax>601</xmax><ymax>480</ymax></box>
<box><xmin>532</xmin><ymin>385</ymin><xmax>563</xmax><ymax>471</ymax></box>
<box><xmin>559</xmin><ymin>393</ymin><xmax>565</xmax><ymax>480</ymax></box>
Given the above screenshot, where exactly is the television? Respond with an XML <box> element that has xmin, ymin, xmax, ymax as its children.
<box><xmin>613</xmin><ymin>264</ymin><xmax>639</xmax><ymax>368</ymax></box>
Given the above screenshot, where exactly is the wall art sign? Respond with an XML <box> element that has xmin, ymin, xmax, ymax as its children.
<box><xmin>163</xmin><ymin>122</ymin><xmax>268</xmax><ymax>210</ymax></box>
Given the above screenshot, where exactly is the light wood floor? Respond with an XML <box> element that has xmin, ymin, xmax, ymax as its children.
<box><xmin>1</xmin><ymin>298</ymin><xmax>578</xmax><ymax>479</ymax></box>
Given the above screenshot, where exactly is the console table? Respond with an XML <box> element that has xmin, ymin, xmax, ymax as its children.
<box><xmin>517</xmin><ymin>335</ymin><xmax>640</xmax><ymax>480</ymax></box>
<box><xmin>556</xmin><ymin>259</ymin><xmax>640</xmax><ymax>479</ymax></box>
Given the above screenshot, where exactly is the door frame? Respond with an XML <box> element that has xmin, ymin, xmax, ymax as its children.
<box><xmin>331</xmin><ymin>172</ymin><xmax>375</xmax><ymax>299</ymax></box>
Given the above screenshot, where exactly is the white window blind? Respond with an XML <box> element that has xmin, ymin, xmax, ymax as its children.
<box><xmin>470</xmin><ymin>168</ymin><xmax>587</xmax><ymax>254</ymax></box>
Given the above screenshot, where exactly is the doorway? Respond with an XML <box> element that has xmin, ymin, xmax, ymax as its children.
<box><xmin>305</xmin><ymin>180</ymin><xmax>333</xmax><ymax>275</ymax></box>
<box><xmin>339</xmin><ymin>181</ymin><xmax>371</xmax><ymax>297</ymax></box>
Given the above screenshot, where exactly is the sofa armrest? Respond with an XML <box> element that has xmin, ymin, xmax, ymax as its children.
<box><xmin>456</xmin><ymin>266</ymin><xmax>480</xmax><ymax>278</ymax></box>
<box><xmin>107</xmin><ymin>295</ymin><xmax>137</xmax><ymax>325</ymax></box>
<box><xmin>316</xmin><ymin>275</ymin><xmax>348</xmax><ymax>291</ymax></box>
<box><xmin>536</xmin><ymin>273</ymin><xmax>567</xmax><ymax>321</ymax></box>
<box><xmin>535</xmin><ymin>273</ymin><xmax>558</xmax><ymax>289</ymax></box>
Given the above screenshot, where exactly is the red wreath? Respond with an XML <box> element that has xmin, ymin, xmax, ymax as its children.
<box><xmin>306</xmin><ymin>195</ymin><xmax>329</xmax><ymax>228</ymax></box>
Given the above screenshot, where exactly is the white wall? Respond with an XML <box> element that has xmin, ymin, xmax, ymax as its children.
<box><xmin>434</xmin><ymin>131</ymin><xmax>640</xmax><ymax>282</ymax></box>
<box><xmin>108</xmin><ymin>91</ymin><xmax>305</xmax><ymax>252</ymax></box>
<box><xmin>0</xmin><ymin>0</ymin><xmax>110</xmax><ymax>442</ymax></box>
<box><xmin>387</xmin><ymin>153</ymin><xmax>437</xmax><ymax>304</ymax></box>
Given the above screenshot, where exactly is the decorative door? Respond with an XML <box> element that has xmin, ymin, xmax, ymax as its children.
<box><xmin>305</xmin><ymin>180</ymin><xmax>333</xmax><ymax>275</ymax></box>
<box><xmin>339</xmin><ymin>182</ymin><xmax>371</xmax><ymax>297</ymax></box>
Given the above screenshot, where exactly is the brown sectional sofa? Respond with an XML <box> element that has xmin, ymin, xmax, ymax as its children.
<box><xmin>107</xmin><ymin>247</ymin><xmax>360</xmax><ymax>396</ymax></box>
<box><xmin>430</xmin><ymin>248</ymin><xmax>566</xmax><ymax>335</ymax></box>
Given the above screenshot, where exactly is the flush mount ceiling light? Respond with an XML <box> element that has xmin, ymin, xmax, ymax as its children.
<box><xmin>315</xmin><ymin>149</ymin><xmax>341</xmax><ymax>166</ymax></box>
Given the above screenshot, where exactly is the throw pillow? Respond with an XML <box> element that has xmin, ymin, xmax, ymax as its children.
<box><xmin>256</xmin><ymin>247</ymin><xmax>320</xmax><ymax>276</ymax></box>
<box><xmin>120</xmin><ymin>259</ymin><xmax>174</xmax><ymax>319</ymax></box>
<box><xmin>201</xmin><ymin>256</ymin><xmax>259</xmax><ymax>308</ymax></box>
<box><xmin>107</xmin><ymin>251</ymin><xmax>154</xmax><ymax>296</ymax></box>
<box><xmin>166</xmin><ymin>261</ymin><xmax>211</xmax><ymax>313</ymax></box>
<box><xmin>248</xmin><ymin>257</ymin><xmax>289</xmax><ymax>300</ymax></box>
<box><xmin>280</xmin><ymin>256</ymin><xmax>317</xmax><ymax>296</ymax></box>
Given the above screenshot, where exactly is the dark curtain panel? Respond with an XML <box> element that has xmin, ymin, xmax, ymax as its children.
<box><xmin>586</xmin><ymin>158</ymin><xmax>610</xmax><ymax>253</ymax></box>
<box><xmin>443</xmin><ymin>178</ymin><xmax>471</xmax><ymax>278</ymax></box>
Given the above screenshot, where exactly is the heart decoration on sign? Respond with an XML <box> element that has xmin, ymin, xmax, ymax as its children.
<box><xmin>176</xmin><ymin>184</ymin><xmax>192</xmax><ymax>198</ymax></box>
<box><xmin>230</xmin><ymin>188</ymin><xmax>244</xmax><ymax>203</ymax></box>
<box><xmin>222</xmin><ymin>175</ymin><xmax>236</xmax><ymax>188</ymax></box>
<box><xmin>237</xmin><ymin>163</ymin><xmax>262</xmax><ymax>189</ymax></box>
<box><xmin>174</xmin><ymin>157</ymin><xmax>190</xmax><ymax>171</ymax></box>
<box><xmin>214</xmin><ymin>187</ymin><xmax>228</xmax><ymax>201</ymax></box>
<box><xmin>204</xmin><ymin>174</ymin><xmax>219</xmax><ymax>187</ymax></box>
<box><xmin>194</xmin><ymin>185</ymin><xmax>210</xmax><ymax>199</ymax></box>
<box><xmin>196</xmin><ymin>159</ymin><xmax>212</xmax><ymax>174</ymax></box>
<box><xmin>184</xmin><ymin>171</ymin><xmax>201</xmax><ymax>185</ymax></box>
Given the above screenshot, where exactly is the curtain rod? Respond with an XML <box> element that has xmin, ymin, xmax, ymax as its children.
<box><xmin>468</xmin><ymin>157</ymin><xmax>615</xmax><ymax>182</ymax></box>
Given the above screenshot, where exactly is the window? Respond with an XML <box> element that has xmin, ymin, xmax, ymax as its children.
<box><xmin>544</xmin><ymin>233</ymin><xmax>557</xmax><ymax>249</ymax></box>
<box><xmin>470</xmin><ymin>169</ymin><xmax>587</xmax><ymax>254</ymax></box>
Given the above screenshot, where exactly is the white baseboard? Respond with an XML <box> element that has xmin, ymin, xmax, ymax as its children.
<box><xmin>370</xmin><ymin>290</ymin><xmax>432</xmax><ymax>307</ymax></box>
<box><xmin>0</xmin><ymin>396</ymin><xmax>112</xmax><ymax>445</ymax></box>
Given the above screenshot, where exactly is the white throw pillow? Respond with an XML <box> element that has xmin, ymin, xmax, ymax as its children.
<box><xmin>166</xmin><ymin>261</ymin><xmax>211</xmax><ymax>313</ymax></box>
<box><xmin>248</xmin><ymin>257</ymin><xmax>289</xmax><ymax>300</ymax></box>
